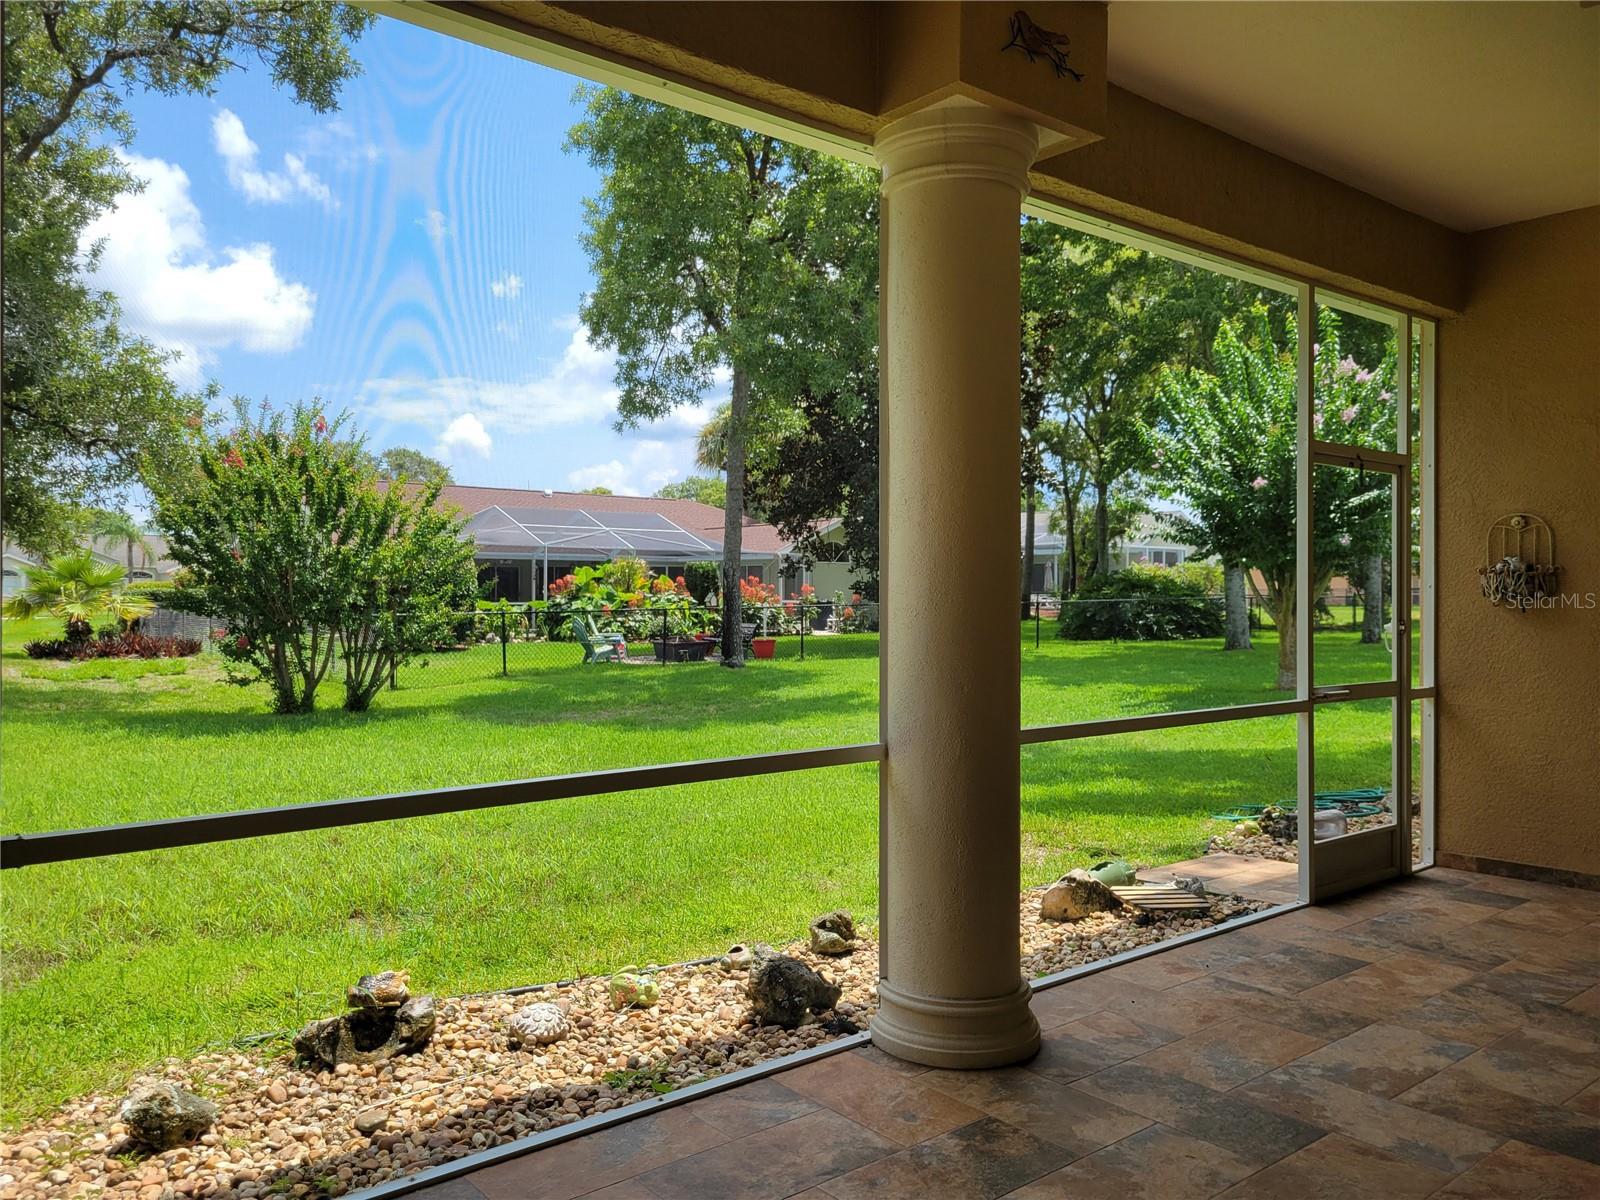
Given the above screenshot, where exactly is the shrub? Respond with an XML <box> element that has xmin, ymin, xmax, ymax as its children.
<box><xmin>1058</xmin><ymin>564</ymin><xmax>1224</xmax><ymax>641</ymax></box>
<box><xmin>25</xmin><ymin>631</ymin><xmax>201</xmax><ymax>660</ymax></box>
<box><xmin>155</xmin><ymin>400</ymin><xmax>477</xmax><ymax>714</ymax></box>
<box><xmin>683</xmin><ymin>561</ymin><xmax>720</xmax><ymax>603</ymax></box>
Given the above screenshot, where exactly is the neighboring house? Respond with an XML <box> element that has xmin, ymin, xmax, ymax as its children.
<box><xmin>3</xmin><ymin>535</ymin><xmax>178</xmax><ymax>598</ymax></box>
<box><xmin>1108</xmin><ymin>511</ymin><xmax>1195</xmax><ymax>570</ymax></box>
<box><xmin>385</xmin><ymin>484</ymin><xmax>790</xmax><ymax>603</ymax></box>
<box><xmin>789</xmin><ymin>509</ymin><xmax>1203</xmax><ymax>601</ymax></box>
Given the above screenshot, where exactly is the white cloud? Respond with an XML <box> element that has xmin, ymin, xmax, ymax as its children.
<box><xmin>79</xmin><ymin>151</ymin><xmax>315</xmax><ymax>386</ymax></box>
<box><xmin>436</xmin><ymin>413</ymin><xmax>493</xmax><ymax>459</ymax></box>
<box><xmin>417</xmin><ymin>208</ymin><xmax>449</xmax><ymax>250</ymax></box>
<box><xmin>212</xmin><ymin>109</ymin><xmax>336</xmax><ymax>210</ymax></box>
<box><xmin>566</xmin><ymin>441</ymin><xmax>682</xmax><ymax>496</ymax></box>
<box><xmin>490</xmin><ymin>272</ymin><xmax>523</xmax><ymax>299</ymax></box>
<box><xmin>359</xmin><ymin>320</ymin><xmax>619</xmax><ymax>434</ymax></box>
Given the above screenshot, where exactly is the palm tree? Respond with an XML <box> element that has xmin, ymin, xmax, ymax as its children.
<box><xmin>90</xmin><ymin>509</ymin><xmax>156</xmax><ymax>576</ymax></box>
<box><xmin>2</xmin><ymin>552</ymin><xmax>153</xmax><ymax>642</ymax></box>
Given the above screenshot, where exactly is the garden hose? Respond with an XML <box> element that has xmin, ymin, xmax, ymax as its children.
<box><xmin>1209</xmin><ymin>788</ymin><xmax>1388</xmax><ymax>822</ymax></box>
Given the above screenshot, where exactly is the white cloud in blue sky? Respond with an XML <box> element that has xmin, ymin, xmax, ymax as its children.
<box><xmin>80</xmin><ymin>151</ymin><xmax>316</xmax><ymax>386</ymax></box>
<box><xmin>92</xmin><ymin>14</ymin><xmax>723</xmax><ymax>497</ymax></box>
<box><xmin>212</xmin><ymin>109</ymin><xmax>337</xmax><ymax>210</ymax></box>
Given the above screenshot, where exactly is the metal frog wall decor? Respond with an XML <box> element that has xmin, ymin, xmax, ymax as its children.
<box><xmin>1003</xmin><ymin>10</ymin><xmax>1085</xmax><ymax>82</ymax></box>
<box><xmin>1479</xmin><ymin>513</ymin><xmax>1560</xmax><ymax>611</ymax></box>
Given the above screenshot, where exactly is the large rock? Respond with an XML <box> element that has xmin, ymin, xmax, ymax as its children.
<box><xmin>747</xmin><ymin>951</ymin><xmax>842</xmax><ymax>1028</ymax></box>
<box><xmin>295</xmin><ymin>994</ymin><xmax>437</xmax><ymax>1068</ymax></box>
<box><xmin>1039</xmin><ymin>869</ymin><xmax>1125</xmax><ymax>922</ymax></box>
<box><xmin>347</xmin><ymin>970</ymin><xmax>410</xmax><ymax>1010</ymax></box>
<box><xmin>808</xmin><ymin>910</ymin><xmax>857</xmax><ymax>956</ymax></box>
<box><xmin>119</xmin><ymin>1083</ymin><xmax>219</xmax><ymax>1150</ymax></box>
<box><xmin>506</xmin><ymin>1001</ymin><xmax>571</xmax><ymax>1048</ymax></box>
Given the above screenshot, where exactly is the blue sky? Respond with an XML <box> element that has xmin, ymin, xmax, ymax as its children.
<box><xmin>83</xmin><ymin>14</ymin><xmax>720</xmax><ymax>496</ymax></box>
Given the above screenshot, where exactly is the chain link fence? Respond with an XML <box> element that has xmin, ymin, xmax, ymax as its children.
<box><xmin>388</xmin><ymin>601</ymin><xmax>881</xmax><ymax>690</ymax></box>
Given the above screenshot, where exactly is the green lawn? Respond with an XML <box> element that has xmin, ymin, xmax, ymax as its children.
<box><xmin>0</xmin><ymin>614</ymin><xmax>1404</xmax><ymax>1123</ymax></box>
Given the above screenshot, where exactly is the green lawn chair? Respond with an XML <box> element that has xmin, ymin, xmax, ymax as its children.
<box><xmin>571</xmin><ymin>616</ymin><xmax>624</xmax><ymax>663</ymax></box>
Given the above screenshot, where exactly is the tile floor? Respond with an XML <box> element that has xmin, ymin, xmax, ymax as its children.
<box><xmin>411</xmin><ymin>867</ymin><xmax>1600</xmax><ymax>1199</ymax></box>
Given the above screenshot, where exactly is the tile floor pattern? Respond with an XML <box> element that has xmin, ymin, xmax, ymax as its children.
<box><xmin>410</xmin><ymin>868</ymin><xmax>1600</xmax><ymax>1199</ymax></box>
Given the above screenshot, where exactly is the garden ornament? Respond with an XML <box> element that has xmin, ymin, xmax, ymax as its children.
<box><xmin>608</xmin><ymin>968</ymin><xmax>661</xmax><ymax>1010</ymax></box>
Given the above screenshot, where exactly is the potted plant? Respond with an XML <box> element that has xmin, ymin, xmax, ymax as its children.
<box><xmin>750</xmin><ymin>635</ymin><xmax>776</xmax><ymax>659</ymax></box>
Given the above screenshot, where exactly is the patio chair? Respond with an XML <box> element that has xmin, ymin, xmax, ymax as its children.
<box><xmin>571</xmin><ymin>617</ymin><xmax>624</xmax><ymax>664</ymax></box>
<box><xmin>585</xmin><ymin>615</ymin><xmax>627</xmax><ymax>652</ymax></box>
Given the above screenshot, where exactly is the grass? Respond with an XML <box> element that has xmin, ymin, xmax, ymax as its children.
<box><xmin>0</xmin><ymin>612</ymin><xmax>1406</xmax><ymax>1123</ymax></box>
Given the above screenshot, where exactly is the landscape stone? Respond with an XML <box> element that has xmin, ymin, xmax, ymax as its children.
<box><xmin>295</xmin><ymin>994</ymin><xmax>437</xmax><ymax>1068</ymax></box>
<box><xmin>354</xmin><ymin>1109</ymin><xmax>388</xmax><ymax>1136</ymax></box>
<box><xmin>807</xmin><ymin>910</ymin><xmax>857</xmax><ymax>956</ymax></box>
<box><xmin>747</xmin><ymin>951</ymin><xmax>842</xmax><ymax>1028</ymax></box>
<box><xmin>347</xmin><ymin>971</ymin><xmax>410</xmax><ymax>1010</ymax></box>
<box><xmin>1039</xmin><ymin>869</ymin><xmax>1125</xmax><ymax>921</ymax></box>
<box><xmin>118</xmin><ymin>1083</ymin><xmax>219</xmax><ymax>1150</ymax></box>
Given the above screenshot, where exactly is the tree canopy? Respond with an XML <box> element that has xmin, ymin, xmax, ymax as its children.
<box><xmin>566</xmin><ymin>87</ymin><xmax>875</xmax><ymax>661</ymax></box>
<box><xmin>376</xmin><ymin>447</ymin><xmax>453</xmax><ymax>485</ymax></box>
<box><xmin>1</xmin><ymin>1</ymin><xmax>374</xmax><ymax>553</ymax></box>
<box><xmin>655</xmin><ymin>475</ymin><xmax>727</xmax><ymax>509</ymax></box>
<box><xmin>1150</xmin><ymin>307</ymin><xmax>1396</xmax><ymax>688</ymax></box>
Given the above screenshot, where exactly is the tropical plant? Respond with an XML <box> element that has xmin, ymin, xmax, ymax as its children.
<box><xmin>24</xmin><ymin>629</ymin><xmax>199</xmax><ymax>660</ymax></box>
<box><xmin>89</xmin><ymin>508</ymin><xmax>155</xmax><ymax>575</ymax></box>
<box><xmin>2</xmin><ymin>550</ymin><xmax>152</xmax><ymax>641</ymax></box>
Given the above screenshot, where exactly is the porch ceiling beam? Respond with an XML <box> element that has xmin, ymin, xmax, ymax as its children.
<box><xmin>408</xmin><ymin>1</ymin><xmax>1467</xmax><ymax>313</ymax></box>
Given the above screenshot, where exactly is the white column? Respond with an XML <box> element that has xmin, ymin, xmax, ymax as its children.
<box><xmin>872</xmin><ymin>101</ymin><xmax>1042</xmax><ymax>1068</ymax></box>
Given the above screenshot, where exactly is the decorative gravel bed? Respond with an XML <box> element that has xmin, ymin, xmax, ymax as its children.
<box><xmin>1207</xmin><ymin>812</ymin><xmax>1424</xmax><ymax>864</ymax></box>
<box><xmin>1</xmin><ymin>884</ymin><xmax>1271</xmax><ymax>1200</ymax></box>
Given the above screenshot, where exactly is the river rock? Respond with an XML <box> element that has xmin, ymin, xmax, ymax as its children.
<box><xmin>354</xmin><ymin>1109</ymin><xmax>388</xmax><ymax>1136</ymax></box>
<box><xmin>506</xmin><ymin>1001</ymin><xmax>571</xmax><ymax>1048</ymax></box>
<box><xmin>747</xmin><ymin>952</ymin><xmax>841</xmax><ymax>1029</ymax></box>
<box><xmin>294</xmin><ymin>994</ymin><xmax>437</xmax><ymax>1068</ymax></box>
<box><xmin>808</xmin><ymin>911</ymin><xmax>857</xmax><ymax>956</ymax></box>
<box><xmin>119</xmin><ymin>1083</ymin><xmax>219</xmax><ymax>1150</ymax></box>
<box><xmin>1039</xmin><ymin>869</ymin><xmax>1124</xmax><ymax>922</ymax></box>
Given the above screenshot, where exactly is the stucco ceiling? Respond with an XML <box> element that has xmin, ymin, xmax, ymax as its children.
<box><xmin>1107</xmin><ymin>2</ymin><xmax>1599</xmax><ymax>232</ymax></box>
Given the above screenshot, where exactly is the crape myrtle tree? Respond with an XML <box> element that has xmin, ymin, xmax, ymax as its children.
<box><xmin>567</xmin><ymin>88</ymin><xmax>874</xmax><ymax>662</ymax></box>
<box><xmin>1150</xmin><ymin>308</ymin><xmax>1395</xmax><ymax>689</ymax></box>
<box><xmin>157</xmin><ymin>401</ymin><xmax>476</xmax><ymax>714</ymax></box>
<box><xmin>2</xmin><ymin>1</ymin><xmax>374</xmax><ymax>553</ymax></box>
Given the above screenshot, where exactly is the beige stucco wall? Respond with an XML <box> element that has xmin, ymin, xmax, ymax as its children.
<box><xmin>1436</xmin><ymin>206</ymin><xmax>1600</xmax><ymax>878</ymax></box>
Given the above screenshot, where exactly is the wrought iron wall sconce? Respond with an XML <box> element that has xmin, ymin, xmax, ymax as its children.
<box><xmin>1479</xmin><ymin>513</ymin><xmax>1559</xmax><ymax>610</ymax></box>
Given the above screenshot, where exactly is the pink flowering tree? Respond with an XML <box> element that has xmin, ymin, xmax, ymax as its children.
<box><xmin>1148</xmin><ymin>307</ymin><xmax>1394</xmax><ymax>689</ymax></box>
